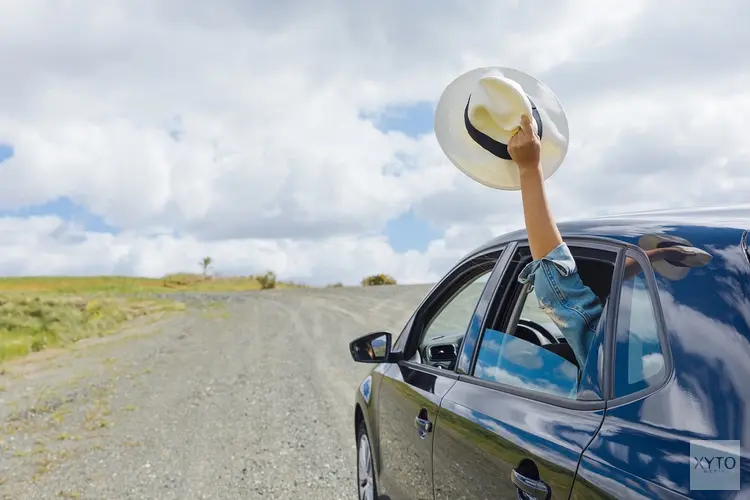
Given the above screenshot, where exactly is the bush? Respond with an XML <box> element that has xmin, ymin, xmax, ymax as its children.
<box><xmin>361</xmin><ymin>274</ymin><xmax>397</xmax><ymax>287</ymax></box>
<box><xmin>162</xmin><ymin>273</ymin><xmax>210</xmax><ymax>288</ymax></box>
<box><xmin>256</xmin><ymin>271</ymin><xmax>277</xmax><ymax>290</ymax></box>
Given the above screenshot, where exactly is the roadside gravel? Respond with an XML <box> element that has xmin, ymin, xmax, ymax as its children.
<box><xmin>0</xmin><ymin>285</ymin><xmax>431</xmax><ymax>499</ymax></box>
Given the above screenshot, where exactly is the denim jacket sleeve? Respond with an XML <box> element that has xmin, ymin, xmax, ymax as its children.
<box><xmin>517</xmin><ymin>243</ymin><xmax>603</xmax><ymax>368</ymax></box>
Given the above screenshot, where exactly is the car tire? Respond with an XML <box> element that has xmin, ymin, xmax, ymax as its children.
<box><xmin>356</xmin><ymin>420</ymin><xmax>378</xmax><ymax>500</ymax></box>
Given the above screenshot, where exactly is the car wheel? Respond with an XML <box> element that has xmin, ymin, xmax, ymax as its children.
<box><xmin>356</xmin><ymin>420</ymin><xmax>377</xmax><ymax>500</ymax></box>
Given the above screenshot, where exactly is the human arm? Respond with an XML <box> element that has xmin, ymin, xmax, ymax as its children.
<box><xmin>508</xmin><ymin>114</ymin><xmax>563</xmax><ymax>260</ymax></box>
<box><xmin>509</xmin><ymin>115</ymin><xmax>602</xmax><ymax>368</ymax></box>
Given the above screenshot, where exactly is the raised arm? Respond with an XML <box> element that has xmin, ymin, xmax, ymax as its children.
<box><xmin>509</xmin><ymin>114</ymin><xmax>602</xmax><ymax>370</ymax></box>
<box><xmin>508</xmin><ymin>114</ymin><xmax>563</xmax><ymax>260</ymax></box>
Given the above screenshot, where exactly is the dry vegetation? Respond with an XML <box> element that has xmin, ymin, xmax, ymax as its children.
<box><xmin>360</xmin><ymin>273</ymin><xmax>398</xmax><ymax>286</ymax></box>
<box><xmin>0</xmin><ymin>272</ymin><xmax>304</xmax><ymax>363</ymax></box>
<box><xmin>0</xmin><ymin>295</ymin><xmax>183</xmax><ymax>362</ymax></box>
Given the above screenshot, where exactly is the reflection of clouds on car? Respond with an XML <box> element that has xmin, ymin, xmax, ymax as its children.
<box><xmin>554</xmin><ymin>360</ymin><xmax>578</xmax><ymax>380</ymax></box>
<box><xmin>475</xmin><ymin>363</ymin><xmax>576</xmax><ymax>399</ymax></box>
<box><xmin>474</xmin><ymin>364</ymin><xmax>528</xmax><ymax>390</ymax></box>
<box><xmin>502</xmin><ymin>337</ymin><xmax>544</xmax><ymax>370</ymax></box>
<box><xmin>475</xmin><ymin>330</ymin><xmax>578</xmax><ymax>399</ymax></box>
<box><xmin>641</xmin><ymin>353</ymin><xmax>664</xmax><ymax>381</ymax></box>
<box><xmin>623</xmin><ymin>278</ymin><xmax>659</xmax><ymax>342</ymax></box>
<box><xmin>708</xmin><ymin>243</ymin><xmax>749</xmax><ymax>275</ymax></box>
<box><xmin>478</xmin><ymin>338</ymin><xmax>502</xmax><ymax>354</ymax></box>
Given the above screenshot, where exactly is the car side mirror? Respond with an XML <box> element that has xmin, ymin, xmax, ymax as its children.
<box><xmin>350</xmin><ymin>331</ymin><xmax>392</xmax><ymax>363</ymax></box>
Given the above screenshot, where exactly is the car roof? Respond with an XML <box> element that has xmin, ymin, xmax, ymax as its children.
<box><xmin>467</xmin><ymin>204</ymin><xmax>750</xmax><ymax>256</ymax></box>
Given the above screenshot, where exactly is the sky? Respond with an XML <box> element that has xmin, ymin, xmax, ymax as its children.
<box><xmin>0</xmin><ymin>0</ymin><xmax>749</xmax><ymax>285</ymax></box>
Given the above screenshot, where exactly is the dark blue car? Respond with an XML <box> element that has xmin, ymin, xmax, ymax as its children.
<box><xmin>349</xmin><ymin>206</ymin><xmax>750</xmax><ymax>499</ymax></box>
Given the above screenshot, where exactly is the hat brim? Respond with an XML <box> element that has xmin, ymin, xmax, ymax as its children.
<box><xmin>638</xmin><ymin>234</ymin><xmax>712</xmax><ymax>281</ymax></box>
<box><xmin>434</xmin><ymin>67</ymin><xmax>570</xmax><ymax>191</ymax></box>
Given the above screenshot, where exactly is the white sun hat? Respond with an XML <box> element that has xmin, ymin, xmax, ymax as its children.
<box><xmin>434</xmin><ymin>67</ymin><xmax>570</xmax><ymax>191</ymax></box>
<box><xmin>638</xmin><ymin>234</ymin><xmax>713</xmax><ymax>281</ymax></box>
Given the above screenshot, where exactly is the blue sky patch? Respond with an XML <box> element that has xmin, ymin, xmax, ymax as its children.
<box><xmin>364</xmin><ymin>101</ymin><xmax>435</xmax><ymax>137</ymax></box>
<box><xmin>386</xmin><ymin>209</ymin><xmax>441</xmax><ymax>253</ymax></box>
<box><xmin>0</xmin><ymin>144</ymin><xmax>14</xmax><ymax>163</ymax></box>
<box><xmin>0</xmin><ymin>197</ymin><xmax>119</xmax><ymax>234</ymax></box>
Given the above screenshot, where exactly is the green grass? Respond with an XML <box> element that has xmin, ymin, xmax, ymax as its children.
<box><xmin>0</xmin><ymin>273</ymin><xmax>309</xmax><ymax>364</ymax></box>
<box><xmin>0</xmin><ymin>295</ymin><xmax>185</xmax><ymax>362</ymax></box>
<box><xmin>0</xmin><ymin>274</ymin><xmax>306</xmax><ymax>295</ymax></box>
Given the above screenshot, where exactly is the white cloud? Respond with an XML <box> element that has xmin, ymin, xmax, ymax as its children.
<box><xmin>0</xmin><ymin>0</ymin><xmax>748</xmax><ymax>282</ymax></box>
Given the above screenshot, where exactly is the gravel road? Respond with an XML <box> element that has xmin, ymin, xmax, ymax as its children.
<box><xmin>0</xmin><ymin>285</ymin><xmax>432</xmax><ymax>499</ymax></box>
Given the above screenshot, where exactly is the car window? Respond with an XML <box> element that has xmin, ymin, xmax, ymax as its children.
<box><xmin>420</xmin><ymin>271</ymin><xmax>490</xmax><ymax>348</ymax></box>
<box><xmin>474</xmin><ymin>328</ymin><xmax>579</xmax><ymax>399</ymax></box>
<box><xmin>471</xmin><ymin>247</ymin><xmax>616</xmax><ymax>402</ymax></box>
<box><xmin>473</xmin><ymin>282</ymin><xmax>582</xmax><ymax>400</ymax></box>
<box><xmin>518</xmin><ymin>286</ymin><xmax>564</xmax><ymax>341</ymax></box>
<box><xmin>409</xmin><ymin>268</ymin><xmax>493</xmax><ymax>368</ymax></box>
<box><xmin>613</xmin><ymin>255</ymin><xmax>665</xmax><ymax>398</ymax></box>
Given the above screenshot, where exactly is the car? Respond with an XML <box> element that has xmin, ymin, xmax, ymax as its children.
<box><xmin>349</xmin><ymin>206</ymin><xmax>750</xmax><ymax>500</ymax></box>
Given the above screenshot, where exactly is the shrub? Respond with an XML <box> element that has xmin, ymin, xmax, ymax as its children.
<box><xmin>256</xmin><ymin>271</ymin><xmax>277</xmax><ymax>290</ymax></box>
<box><xmin>361</xmin><ymin>274</ymin><xmax>397</xmax><ymax>286</ymax></box>
<box><xmin>162</xmin><ymin>273</ymin><xmax>209</xmax><ymax>288</ymax></box>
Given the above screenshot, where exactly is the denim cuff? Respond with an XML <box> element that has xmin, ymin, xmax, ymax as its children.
<box><xmin>518</xmin><ymin>242</ymin><xmax>578</xmax><ymax>288</ymax></box>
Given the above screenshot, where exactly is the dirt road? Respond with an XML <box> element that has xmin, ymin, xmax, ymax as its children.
<box><xmin>0</xmin><ymin>285</ymin><xmax>432</xmax><ymax>499</ymax></box>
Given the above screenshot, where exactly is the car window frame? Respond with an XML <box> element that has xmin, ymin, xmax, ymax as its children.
<box><xmin>456</xmin><ymin>236</ymin><xmax>672</xmax><ymax>411</ymax></box>
<box><xmin>605</xmin><ymin>246</ymin><xmax>674</xmax><ymax>408</ymax></box>
<box><xmin>395</xmin><ymin>244</ymin><xmax>513</xmax><ymax>379</ymax></box>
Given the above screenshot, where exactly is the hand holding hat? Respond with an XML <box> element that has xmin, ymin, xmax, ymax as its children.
<box><xmin>508</xmin><ymin>114</ymin><xmax>542</xmax><ymax>175</ymax></box>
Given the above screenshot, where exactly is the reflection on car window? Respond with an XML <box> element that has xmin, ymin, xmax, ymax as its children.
<box><xmin>473</xmin><ymin>329</ymin><xmax>579</xmax><ymax>399</ymax></box>
<box><xmin>371</xmin><ymin>335</ymin><xmax>387</xmax><ymax>358</ymax></box>
<box><xmin>420</xmin><ymin>270</ymin><xmax>491</xmax><ymax>349</ymax></box>
<box><xmin>614</xmin><ymin>258</ymin><xmax>665</xmax><ymax>398</ymax></box>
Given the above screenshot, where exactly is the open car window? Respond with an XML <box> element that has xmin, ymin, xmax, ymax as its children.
<box><xmin>518</xmin><ymin>286</ymin><xmax>564</xmax><ymax>342</ymax></box>
<box><xmin>468</xmin><ymin>242</ymin><xmax>619</xmax><ymax>403</ymax></box>
<box><xmin>475</xmin><ymin>328</ymin><xmax>579</xmax><ymax>399</ymax></box>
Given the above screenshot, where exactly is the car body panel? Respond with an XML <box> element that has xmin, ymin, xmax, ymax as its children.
<box><xmin>432</xmin><ymin>379</ymin><xmax>605</xmax><ymax>500</ymax></box>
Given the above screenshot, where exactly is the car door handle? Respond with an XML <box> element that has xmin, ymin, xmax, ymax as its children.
<box><xmin>414</xmin><ymin>415</ymin><xmax>432</xmax><ymax>439</ymax></box>
<box><xmin>511</xmin><ymin>468</ymin><xmax>551</xmax><ymax>500</ymax></box>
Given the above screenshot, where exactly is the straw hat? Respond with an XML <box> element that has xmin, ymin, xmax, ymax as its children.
<box><xmin>434</xmin><ymin>67</ymin><xmax>569</xmax><ymax>190</ymax></box>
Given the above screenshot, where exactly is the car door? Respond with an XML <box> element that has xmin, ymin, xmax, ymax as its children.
<box><xmin>431</xmin><ymin>241</ymin><xmax>620</xmax><ymax>500</ymax></box>
<box><xmin>376</xmin><ymin>245</ymin><xmax>510</xmax><ymax>500</ymax></box>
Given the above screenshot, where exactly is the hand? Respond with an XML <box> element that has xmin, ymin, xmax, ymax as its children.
<box><xmin>508</xmin><ymin>114</ymin><xmax>541</xmax><ymax>173</ymax></box>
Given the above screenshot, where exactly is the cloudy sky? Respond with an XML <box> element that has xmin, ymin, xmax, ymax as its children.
<box><xmin>0</xmin><ymin>0</ymin><xmax>748</xmax><ymax>285</ymax></box>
